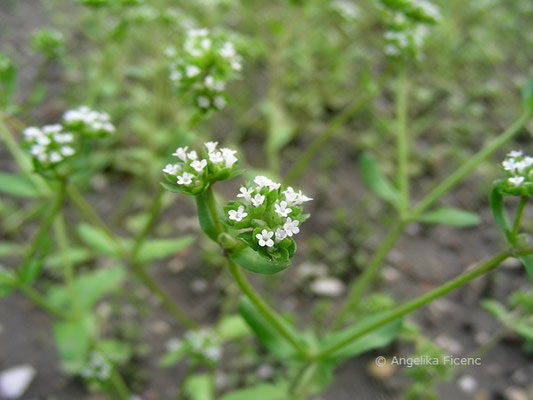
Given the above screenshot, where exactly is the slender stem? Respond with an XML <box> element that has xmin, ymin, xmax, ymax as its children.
<box><xmin>283</xmin><ymin>93</ymin><xmax>373</xmax><ymax>185</ymax></box>
<box><xmin>396</xmin><ymin>65</ymin><xmax>409</xmax><ymax>213</ymax></box>
<box><xmin>289</xmin><ymin>362</ymin><xmax>315</xmax><ymax>396</ymax></box>
<box><xmin>227</xmin><ymin>258</ymin><xmax>309</xmax><ymax>358</ymax></box>
<box><xmin>19</xmin><ymin>181</ymin><xmax>66</xmax><ymax>272</ymax></box>
<box><xmin>316</xmin><ymin>251</ymin><xmax>510</xmax><ymax>360</ymax></box>
<box><xmin>511</xmin><ymin>196</ymin><xmax>527</xmax><ymax>242</ymax></box>
<box><xmin>409</xmin><ymin>109</ymin><xmax>531</xmax><ymax>220</ymax></box>
<box><xmin>54</xmin><ymin>212</ymin><xmax>80</xmax><ymax>314</ymax></box>
<box><xmin>68</xmin><ymin>183</ymin><xmax>196</xmax><ymax>329</ymax></box>
<box><xmin>108</xmin><ymin>368</ymin><xmax>130</xmax><ymax>400</ymax></box>
<box><xmin>332</xmin><ymin>219</ymin><xmax>406</xmax><ymax>328</ymax></box>
<box><xmin>18</xmin><ymin>285</ymin><xmax>71</xmax><ymax>319</ymax></box>
<box><xmin>130</xmin><ymin>186</ymin><xmax>165</xmax><ymax>259</ymax></box>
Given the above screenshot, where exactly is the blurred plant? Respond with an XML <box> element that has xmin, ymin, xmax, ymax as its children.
<box><xmin>30</xmin><ymin>28</ymin><xmax>66</xmax><ymax>60</ymax></box>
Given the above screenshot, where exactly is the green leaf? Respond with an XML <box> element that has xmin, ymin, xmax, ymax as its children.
<box><xmin>195</xmin><ymin>192</ymin><xmax>221</xmax><ymax>241</ymax></box>
<box><xmin>481</xmin><ymin>299</ymin><xmax>508</xmax><ymax>320</ymax></box>
<box><xmin>220</xmin><ymin>382</ymin><xmax>295</xmax><ymax>400</ymax></box>
<box><xmin>490</xmin><ymin>187</ymin><xmax>512</xmax><ymax>242</ymax></box>
<box><xmin>44</xmin><ymin>247</ymin><xmax>92</xmax><ymax>270</ymax></box>
<box><xmin>0</xmin><ymin>173</ymin><xmax>41</xmax><ymax>198</ymax></box>
<box><xmin>158</xmin><ymin>341</ymin><xmax>187</xmax><ymax>367</ymax></box>
<box><xmin>0</xmin><ymin>53</ymin><xmax>17</xmax><ymax>108</ymax></box>
<box><xmin>134</xmin><ymin>236</ymin><xmax>195</xmax><ymax>263</ymax></box>
<box><xmin>230</xmin><ymin>247</ymin><xmax>289</xmax><ymax>275</ymax></box>
<box><xmin>77</xmin><ymin>223</ymin><xmax>121</xmax><ymax>257</ymax></box>
<box><xmin>216</xmin><ymin>314</ymin><xmax>251</xmax><ymax>341</ymax></box>
<box><xmin>319</xmin><ymin>313</ymin><xmax>402</xmax><ymax>362</ymax></box>
<box><xmin>523</xmin><ymin>77</ymin><xmax>533</xmax><ymax>112</ymax></box>
<box><xmin>53</xmin><ymin>315</ymin><xmax>95</xmax><ymax>374</ymax></box>
<box><xmin>47</xmin><ymin>266</ymin><xmax>126</xmax><ymax>311</ymax></box>
<box><xmin>359</xmin><ymin>152</ymin><xmax>401</xmax><ymax>208</ymax></box>
<box><xmin>183</xmin><ymin>374</ymin><xmax>214</xmax><ymax>400</ymax></box>
<box><xmin>518</xmin><ymin>255</ymin><xmax>533</xmax><ymax>281</ymax></box>
<box><xmin>238</xmin><ymin>296</ymin><xmax>300</xmax><ymax>359</ymax></box>
<box><xmin>417</xmin><ymin>207</ymin><xmax>481</xmax><ymax>227</ymax></box>
<box><xmin>97</xmin><ymin>339</ymin><xmax>132</xmax><ymax>365</ymax></box>
<box><xmin>0</xmin><ymin>268</ymin><xmax>17</xmax><ymax>298</ymax></box>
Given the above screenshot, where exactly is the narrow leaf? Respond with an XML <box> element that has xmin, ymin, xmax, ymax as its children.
<box><xmin>359</xmin><ymin>152</ymin><xmax>401</xmax><ymax>208</ymax></box>
<box><xmin>417</xmin><ymin>207</ymin><xmax>481</xmax><ymax>227</ymax></box>
<box><xmin>135</xmin><ymin>236</ymin><xmax>195</xmax><ymax>263</ymax></box>
<box><xmin>183</xmin><ymin>374</ymin><xmax>214</xmax><ymax>400</ymax></box>
<box><xmin>0</xmin><ymin>173</ymin><xmax>41</xmax><ymax>198</ymax></box>
<box><xmin>489</xmin><ymin>187</ymin><xmax>512</xmax><ymax>241</ymax></box>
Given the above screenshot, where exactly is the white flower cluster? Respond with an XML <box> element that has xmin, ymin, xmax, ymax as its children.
<box><xmin>332</xmin><ymin>0</ymin><xmax>360</xmax><ymax>20</ymax></box>
<box><xmin>184</xmin><ymin>329</ymin><xmax>223</xmax><ymax>363</ymax></box>
<box><xmin>63</xmin><ymin>106</ymin><xmax>115</xmax><ymax>137</ymax></box>
<box><xmin>23</xmin><ymin>124</ymin><xmax>75</xmax><ymax>167</ymax></box>
<box><xmin>379</xmin><ymin>0</ymin><xmax>441</xmax><ymax>59</ymax></box>
<box><xmin>168</xmin><ymin>28</ymin><xmax>242</xmax><ymax>111</ymax></box>
<box><xmin>80</xmin><ymin>352</ymin><xmax>111</xmax><ymax>381</ymax></box>
<box><xmin>226</xmin><ymin>176</ymin><xmax>312</xmax><ymax>260</ymax></box>
<box><xmin>163</xmin><ymin>141</ymin><xmax>238</xmax><ymax>194</ymax></box>
<box><xmin>499</xmin><ymin>150</ymin><xmax>533</xmax><ymax>195</ymax></box>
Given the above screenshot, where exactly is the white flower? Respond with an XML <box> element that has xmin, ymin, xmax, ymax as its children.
<box><xmin>220</xmin><ymin>148</ymin><xmax>238</xmax><ymax>168</ymax></box>
<box><xmin>204</xmin><ymin>141</ymin><xmax>218</xmax><ymax>153</ymax></box>
<box><xmin>198</xmin><ymin>96</ymin><xmax>210</xmax><ymax>108</ymax></box>
<box><xmin>254</xmin><ymin>175</ymin><xmax>280</xmax><ymax>191</ymax></box>
<box><xmin>256</xmin><ymin>229</ymin><xmax>274</xmax><ymax>247</ymax></box>
<box><xmin>60</xmin><ymin>146</ymin><xmax>75</xmax><ymax>156</ymax></box>
<box><xmin>219</xmin><ymin>41</ymin><xmax>236</xmax><ymax>58</ymax></box>
<box><xmin>274</xmin><ymin>201</ymin><xmax>292</xmax><ymax>217</ymax></box>
<box><xmin>177</xmin><ymin>172</ymin><xmax>195</xmax><ymax>185</ymax></box>
<box><xmin>508</xmin><ymin>150</ymin><xmax>523</xmax><ymax>158</ymax></box>
<box><xmin>173</xmin><ymin>146</ymin><xmax>189</xmax><ymax>162</ymax></box>
<box><xmin>228</xmin><ymin>205</ymin><xmax>248</xmax><ymax>222</ymax></box>
<box><xmin>237</xmin><ymin>186</ymin><xmax>254</xmax><ymax>202</ymax></box>
<box><xmin>186</xmin><ymin>65</ymin><xmax>200</xmax><ymax>77</ymax></box>
<box><xmin>188</xmin><ymin>150</ymin><xmax>198</xmax><ymax>161</ymax></box>
<box><xmin>213</xmin><ymin>96</ymin><xmax>226</xmax><ymax>110</ymax></box>
<box><xmin>54</xmin><ymin>133</ymin><xmax>73</xmax><ymax>143</ymax></box>
<box><xmin>283</xmin><ymin>217</ymin><xmax>300</xmax><ymax>237</ymax></box>
<box><xmin>508</xmin><ymin>176</ymin><xmax>525</xmax><ymax>187</ymax></box>
<box><xmin>209</xmin><ymin>151</ymin><xmax>224</xmax><ymax>164</ymax></box>
<box><xmin>251</xmin><ymin>194</ymin><xmax>265</xmax><ymax>207</ymax></box>
<box><xmin>275</xmin><ymin>228</ymin><xmax>287</xmax><ymax>242</ymax></box>
<box><xmin>283</xmin><ymin>187</ymin><xmax>313</xmax><ymax>205</ymax></box>
<box><xmin>502</xmin><ymin>159</ymin><xmax>517</xmax><ymax>172</ymax></box>
<box><xmin>23</xmin><ymin>127</ymin><xmax>42</xmax><ymax>139</ymax></box>
<box><xmin>190</xmin><ymin>159</ymin><xmax>207</xmax><ymax>172</ymax></box>
<box><xmin>163</xmin><ymin>163</ymin><xmax>181</xmax><ymax>175</ymax></box>
<box><xmin>296</xmin><ymin>191</ymin><xmax>313</xmax><ymax>204</ymax></box>
<box><xmin>49</xmin><ymin>151</ymin><xmax>62</xmax><ymax>163</ymax></box>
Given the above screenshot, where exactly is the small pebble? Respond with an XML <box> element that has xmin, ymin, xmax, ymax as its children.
<box><xmin>190</xmin><ymin>278</ymin><xmax>208</xmax><ymax>294</ymax></box>
<box><xmin>504</xmin><ymin>387</ymin><xmax>529</xmax><ymax>400</ymax></box>
<box><xmin>435</xmin><ymin>334</ymin><xmax>462</xmax><ymax>354</ymax></box>
<box><xmin>0</xmin><ymin>365</ymin><xmax>36</xmax><ymax>399</ymax></box>
<box><xmin>310</xmin><ymin>277</ymin><xmax>345</xmax><ymax>297</ymax></box>
<box><xmin>151</xmin><ymin>320</ymin><xmax>170</xmax><ymax>335</ymax></box>
<box><xmin>457</xmin><ymin>375</ymin><xmax>478</xmax><ymax>394</ymax></box>
<box><xmin>297</xmin><ymin>262</ymin><xmax>328</xmax><ymax>280</ymax></box>
<box><xmin>165</xmin><ymin>338</ymin><xmax>182</xmax><ymax>351</ymax></box>
<box><xmin>501</xmin><ymin>257</ymin><xmax>522</xmax><ymax>270</ymax></box>
<box><xmin>257</xmin><ymin>364</ymin><xmax>274</xmax><ymax>379</ymax></box>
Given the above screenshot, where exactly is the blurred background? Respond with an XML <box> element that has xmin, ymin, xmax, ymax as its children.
<box><xmin>1</xmin><ymin>0</ymin><xmax>533</xmax><ymax>399</ymax></box>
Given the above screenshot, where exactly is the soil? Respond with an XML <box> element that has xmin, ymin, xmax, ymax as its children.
<box><xmin>1</xmin><ymin>1</ymin><xmax>532</xmax><ymax>400</ymax></box>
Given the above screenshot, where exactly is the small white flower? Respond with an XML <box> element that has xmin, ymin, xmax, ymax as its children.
<box><xmin>190</xmin><ymin>159</ymin><xmax>207</xmax><ymax>172</ymax></box>
<box><xmin>197</xmin><ymin>96</ymin><xmax>210</xmax><ymax>109</ymax></box>
<box><xmin>237</xmin><ymin>186</ymin><xmax>254</xmax><ymax>202</ymax></box>
<box><xmin>60</xmin><ymin>146</ymin><xmax>75</xmax><ymax>156</ymax></box>
<box><xmin>296</xmin><ymin>191</ymin><xmax>313</xmax><ymax>204</ymax></box>
<box><xmin>173</xmin><ymin>146</ymin><xmax>189</xmax><ymax>162</ymax></box>
<box><xmin>274</xmin><ymin>201</ymin><xmax>292</xmax><ymax>217</ymax></box>
<box><xmin>213</xmin><ymin>96</ymin><xmax>226</xmax><ymax>110</ymax></box>
<box><xmin>256</xmin><ymin>229</ymin><xmax>274</xmax><ymax>247</ymax></box>
<box><xmin>49</xmin><ymin>151</ymin><xmax>62</xmax><ymax>163</ymax></box>
<box><xmin>502</xmin><ymin>159</ymin><xmax>517</xmax><ymax>172</ymax></box>
<box><xmin>186</xmin><ymin>65</ymin><xmax>201</xmax><ymax>77</ymax></box>
<box><xmin>508</xmin><ymin>176</ymin><xmax>525</xmax><ymax>187</ymax></box>
<box><xmin>275</xmin><ymin>228</ymin><xmax>287</xmax><ymax>242</ymax></box>
<box><xmin>508</xmin><ymin>150</ymin><xmax>523</xmax><ymax>158</ymax></box>
<box><xmin>228</xmin><ymin>205</ymin><xmax>248</xmax><ymax>222</ymax></box>
<box><xmin>251</xmin><ymin>194</ymin><xmax>265</xmax><ymax>207</ymax></box>
<box><xmin>204</xmin><ymin>141</ymin><xmax>218</xmax><ymax>153</ymax></box>
<box><xmin>209</xmin><ymin>151</ymin><xmax>224</xmax><ymax>164</ymax></box>
<box><xmin>188</xmin><ymin>150</ymin><xmax>198</xmax><ymax>161</ymax></box>
<box><xmin>283</xmin><ymin>218</ymin><xmax>300</xmax><ymax>237</ymax></box>
<box><xmin>220</xmin><ymin>147</ymin><xmax>238</xmax><ymax>168</ymax></box>
<box><xmin>163</xmin><ymin>163</ymin><xmax>181</xmax><ymax>175</ymax></box>
<box><xmin>177</xmin><ymin>172</ymin><xmax>195</xmax><ymax>186</ymax></box>
<box><xmin>23</xmin><ymin>127</ymin><xmax>42</xmax><ymax>139</ymax></box>
<box><xmin>254</xmin><ymin>175</ymin><xmax>280</xmax><ymax>191</ymax></box>
<box><xmin>54</xmin><ymin>133</ymin><xmax>73</xmax><ymax>143</ymax></box>
<box><xmin>219</xmin><ymin>41</ymin><xmax>236</xmax><ymax>58</ymax></box>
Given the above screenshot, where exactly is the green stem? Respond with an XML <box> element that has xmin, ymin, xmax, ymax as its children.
<box><xmin>511</xmin><ymin>196</ymin><xmax>527</xmax><ymax>243</ymax></box>
<box><xmin>68</xmin><ymin>184</ymin><xmax>196</xmax><ymax>329</ymax></box>
<box><xmin>205</xmin><ymin>186</ymin><xmax>225</xmax><ymax>235</ymax></box>
<box><xmin>130</xmin><ymin>186</ymin><xmax>165</xmax><ymax>259</ymax></box>
<box><xmin>283</xmin><ymin>93</ymin><xmax>373</xmax><ymax>185</ymax></box>
<box><xmin>332</xmin><ymin>219</ymin><xmax>406</xmax><ymax>328</ymax></box>
<box><xmin>396</xmin><ymin>65</ymin><xmax>409</xmax><ymax>213</ymax></box>
<box><xmin>316</xmin><ymin>251</ymin><xmax>510</xmax><ymax>360</ymax></box>
<box><xmin>18</xmin><ymin>284</ymin><xmax>71</xmax><ymax>319</ymax></box>
<box><xmin>409</xmin><ymin>109</ymin><xmax>531</xmax><ymax>220</ymax></box>
<box><xmin>227</xmin><ymin>259</ymin><xmax>309</xmax><ymax>358</ymax></box>
<box><xmin>289</xmin><ymin>362</ymin><xmax>315</xmax><ymax>397</ymax></box>
<box><xmin>19</xmin><ymin>180</ymin><xmax>66</xmax><ymax>273</ymax></box>
<box><xmin>108</xmin><ymin>368</ymin><xmax>130</xmax><ymax>400</ymax></box>
<box><xmin>54</xmin><ymin>212</ymin><xmax>80</xmax><ymax>314</ymax></box>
